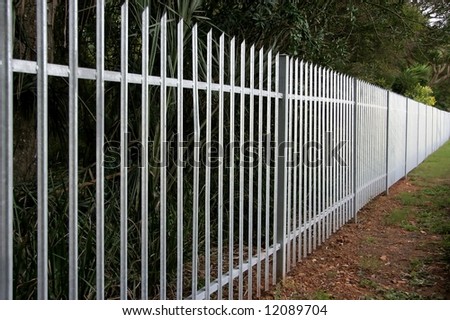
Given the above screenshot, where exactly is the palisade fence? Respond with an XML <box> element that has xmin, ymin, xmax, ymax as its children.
<box><xmin>1</xmin><ymin>1</ymin><xmax>450</xmax><ymax>300</ymax></box>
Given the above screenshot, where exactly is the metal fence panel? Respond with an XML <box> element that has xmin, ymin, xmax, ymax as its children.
<box><xmin>418</xmin><ymin>103</ymin><xmax>427</xmax><ymax>163</ymax></box>
<box><xmin>388</xmin><ymin>93</ymin><xmax>407</xmax><ymax>187</ymax></box>
<box><xmin>406</xmin><ymin>99</ymin><xmax>419</xmax><ymax>174</ymax></box>
<box><xmin>1</xmin><ymin>2</ymin><xmax>450</xmax><ymax>300</ymax></box>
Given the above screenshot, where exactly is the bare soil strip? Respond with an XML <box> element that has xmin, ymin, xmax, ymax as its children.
<box><xmin>260</xmin><ymin>179</ymin><xmax>450</xmax><ymax>300</ymax></box>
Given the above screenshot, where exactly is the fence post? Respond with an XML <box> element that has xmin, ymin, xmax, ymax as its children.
<box><xmin>0</xmin><ymin>0</ymin><xmax>13</xmax><ymax>300</ymax></box>
<box><xmin>404</xmin><ymin>99</ymin><xmax>409</xmax><ymax>178</ymax></box>
<box><xmin>352</xmin><ymin>78</ymin><xmax>358</xmax><ymax>223</ymax></box>
<box><xmin>385</xmin><ymin>91</ymin><xmax>390</xmax><ymax>195</ymax></box>
<box><xmin>425</xmin><ymin>105</ymin><xmax>428</xmax><ymax>158</ymax></box>
<box><xmin>275</xmin><ymin>55</ymin><xmax>289</xmax><ymax>281</ymax></box>
<box><xmin>417</xmin><ymin>103</ymin><xmax>420</xmax><ymax>166</ymax></box>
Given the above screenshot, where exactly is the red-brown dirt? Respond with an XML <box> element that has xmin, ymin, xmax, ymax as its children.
<box><xmin>260</xmin><ymin>179</ymin><xmax>450</xmax><ymax>300</ymax></box>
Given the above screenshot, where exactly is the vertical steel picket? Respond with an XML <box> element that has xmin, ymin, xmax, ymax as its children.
<box><xmin>286</xmin><ymin>57</ymin><xmax>293</xmax><ymax>272</ymax></box>
<box><xmin>320</xmin><ymin>68</ymin><xmax>326</xmax><ymax>243</ymax></box>
<box><xmin>217</xmin><ymin>33</ymin><xmax>225</xmax><ymax>300</ymax></box>
<box><xmin>204</xmin><ymin>29</ymin><xmax>212</xmax><ymax>300</ymax></box>
<box><xmin>176</xmin><ymin>19</ymin><xmax>184</xmax><ymax>301</ymax></box>
<box><xmin>353</xmin><ymin>78</ymin><xmax>358</xmax><ymax>222</ymax></box>
<box><xmin>238</xmin><ymin>40</ymin><xmax>245</xmax><ymax>300</ymax></box>
<box><xmin>228</xmin><ymin>37</ymin><xmax>236</xmax><ymax>299</ymax></box>
<box><xmin>119</xmin><ymin>1</ymin><xmax>129</xmax><ymax>301</ymax></box>
<box><xmin>404</xmin><ymin>99</ymin><xmax>409</xmax><ymax>177</ymax></box>
<box><xmin>326</xmin><ymin>70</ymin><xmax>331</xmax><ymax>237</ymax></box>
<box><xmin>256</xmin><ymin>47</ymin><xmax>264</xmax><ymax>298</ymax></box>
<box><xmin>332</xmin><ymin>72</ymin><xmax>337</xmax><ymax>233</ymax></box>
<box><xmin>312</xmin><ymin>65</ymin><xmax>318</xmax><ymax>251</ymax></box>
<box><xmin>37</xmin><ymin>0</ymin><xmax>49</xmax><ymax>300</ymax></box>
<box><xmin>96</xmin><ymin>0</ymin><xmax>106</xmax><ymax>300</ymax></box>
<box><xmin>192</xmin><ymin>24</ymin><xmax>200</xmax><ymax>300</ymax></box>
<box><xmin>298</xmin><ymin>61</ymin><xmax>304</xmax><ymax>260</ymax></box>
<box><xmin>160</xmin><ymin>14</ymin><xmax>168</xmax><ymax>300</ymax></box>
<box><xmin>386</xmin><ymin>92</ymin><xmax>390</xmax><ymax>195</ymax></box>
<box><xmin>69</xmin><ymin>0</ymin><xmax>79</xmax><ymax>300</ymax></box>
<box><xmin>0</xmin><ymin>0</ymin><xmax>13</xmax><ymax>301</ymax></box>
<box><xmin>308</xmin><ymin>64</ymin><xmax>313</xmax><ymax>254</ymax></box>
<box><xmin>273</xmin><ymin>53</ymin><xmax>280</xmax><ymax>285</ymax></box>
<box><xmin>303</xmin><ymin>63</ymin><xmax>309</xmax><ymax>259</ymax></box>
<box><xmin>140</xmin><ymin>7</ymin><xmax>150</xmax><ymax>300</ymax></box>
<box><xmin>292</xmin><ymin>58</ymin><xmax>299</xmax><ymax>265</ymax></box>
<box><xmin>247</xmin><ymin>45</ymin><xmax>255</xmax><ymax>299</ymax></box>
<box><xmin>276</xmin><ymin>54</ymin><xmax>289</xmax><ymax>280</ymax></box>
<box><xmin>265</xmin><ymin>50</ymin><xmax>273</xmax><ymax>290</ymax></box>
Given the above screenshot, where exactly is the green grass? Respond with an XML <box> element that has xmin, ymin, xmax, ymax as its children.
<box><xmin>311</xmin><ymin>290</ymin><xmax>333</xmax><ymax>300</ymax></box>
<box><xmin>396</xmin><ymin>192</ymin><xmax>423</xmax><ymax>207</ymax></box>
<box><xmin>363</xmin><ymin>236</ymin><xmax>377</xmax><ymax>244</ymax></box>
<box><xmin>384</xmin><ymin>208</ymin><xmax>418</xmax><ymax>231</ymax></box>
<box><xmin>443</xmin><ymin>236</ymin><xmax>450</xmax><ymax>263</ymax></box>
<box><xmin>359</xmin><ymin>255</ymin><xmax>382</xmax><ymax>273</ymax></box>
<box><xmin>383</xmin><ymin>289</ymin><xmax>423</xmax><ymax>300</ymax></box>
<box><xmin>359</xmin><ymin>278</ymin><xmax>379</xmax><ymax>289</ymax></box>
<box><xmin>408</xmin><ymin>141</ymin><xmax>450</xmax><ymax>183</ymax></box>
<box><xmin>409</xmin><ymin>257</ymin><xmax>425</xmax><ymax>271</ymax></box>
<box><xmin>399</xmin><ymin>141</ymin><xmax>450</xmax><ymax>266</ymax></box>
<box><xmin>375</xmin><ymin>141</ymin><xmax>450</xmax><ymax>299</ymax></box>
<box><xmin>407</xmin><ymin>258</ymin><xmax>434</xmax><ymax>287</ymax></box>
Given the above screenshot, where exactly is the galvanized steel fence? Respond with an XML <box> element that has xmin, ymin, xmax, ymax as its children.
<box><xmin>1</xmin><ymin>1</ymin><xmax>450</xmax><ymax>300</ymax></box>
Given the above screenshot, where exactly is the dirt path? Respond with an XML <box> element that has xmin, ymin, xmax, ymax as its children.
<box><xmin>260</xmin><ymin>179</ymin><xmax>450</xmax><ymax>300</ymax></box>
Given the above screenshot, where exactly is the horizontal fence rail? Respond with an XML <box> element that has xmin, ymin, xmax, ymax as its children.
<box><xmin>1</xmin><ymin>1</ymin><xmax>450</xmax><ymax>300</ymax></box>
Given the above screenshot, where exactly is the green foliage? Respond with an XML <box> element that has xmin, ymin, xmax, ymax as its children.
<box><xmin>393</xmin><ymin>64</ymin><xmax>431</xmax><ymax>94</ymax></box>
<box><xmin>405</xmin><ymin>84</ymin><xmax>436</xmax><ymax>106</ymax></box>
<box><xmin>391</xmin><ymin>63</ymin><xmax>437</xmax><ymax>106</ymax></box>
<box><xmin>433</xmin><ymin>82</ymin><xmax>450</xmax><ymax>111</ymax></box>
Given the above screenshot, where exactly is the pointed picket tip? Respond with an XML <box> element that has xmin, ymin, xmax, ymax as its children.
<box><xmin>121</xmin><ymin>0</ymin><xmax>129</xmax><ymax>11</ymax></box>
<box><xmin>240</xmin><ymin>40</ymin><xmax>246</xmax><ymax>52</ymax></box>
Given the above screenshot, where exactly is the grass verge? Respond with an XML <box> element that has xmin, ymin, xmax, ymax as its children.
<box><xmin>397</xmin><ymin>141</ymin><xmax>450</xmax><ymax>264</ymax></box>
